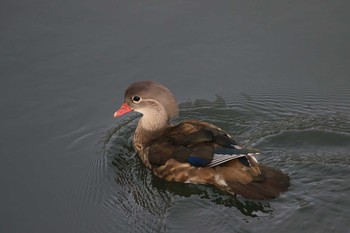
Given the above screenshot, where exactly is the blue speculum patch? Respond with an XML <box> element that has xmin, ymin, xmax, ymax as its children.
<box><xmin>187</xmin><ymin>156</ymin><xmax>210</xmax><ymax>166</ymax></box>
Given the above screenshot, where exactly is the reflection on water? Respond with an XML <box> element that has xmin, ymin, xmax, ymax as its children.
<box><xmin>153</xmin><ymin>178</ymin><xmax>274</xmax><ymax>217</ymax></box>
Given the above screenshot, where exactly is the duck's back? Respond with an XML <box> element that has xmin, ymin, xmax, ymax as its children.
<box><xmin>147</xmin><ymin>120</ymin><xmax>248</xmax><ymax>167</ymax></box>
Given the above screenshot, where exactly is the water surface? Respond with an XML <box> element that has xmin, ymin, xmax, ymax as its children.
<box><xmin>1</xmin><ymin>0</ymin><xmax>349</xmax><ymax>232</ymax></box>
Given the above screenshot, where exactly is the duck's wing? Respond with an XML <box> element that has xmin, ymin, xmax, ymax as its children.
<box><xmin>165</xmin><ymin>120</ymin><xmax>240</xmax><ymax>148</ymax></box>
<box><xmin>148</xmin><ymin>120</ymin><xmax>257</xmax><ymax>167</ymax></box>
<box><xmin>208</xmin><ymin>154</ymin><xmax>248</xmax><ymax>167</ymax></box>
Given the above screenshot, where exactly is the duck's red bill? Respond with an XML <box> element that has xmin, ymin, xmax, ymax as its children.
<box><xmin>114</xmin><ymin>103</ymin><xmax>132</xmax><ymax>117</ymax></box>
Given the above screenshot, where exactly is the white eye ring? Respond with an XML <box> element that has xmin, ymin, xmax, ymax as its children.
<box><xmin>131</xmin><ymin>95</ymin><xmax>142</xmax><ymax>103</ymax></box>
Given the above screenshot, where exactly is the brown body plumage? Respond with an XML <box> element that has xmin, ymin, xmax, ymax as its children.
<box><xmin>114</xmin><ymin>81</ymin><xmax>290</xmax><ymax>199</ymax></box>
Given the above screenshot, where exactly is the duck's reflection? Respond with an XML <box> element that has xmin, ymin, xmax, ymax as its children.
<box><xmin>151</xmin><ymin>175</ymin><xmax>273</xmax><ymax>217</ymax></box>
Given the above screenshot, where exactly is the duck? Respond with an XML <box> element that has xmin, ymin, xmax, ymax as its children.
<box><xmin>114</xmin><ymin>81</ymin><xmax>290</xmax><ymax>199</ymax></box>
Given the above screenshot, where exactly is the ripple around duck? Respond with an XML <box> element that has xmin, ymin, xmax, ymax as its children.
<box><xmin>99</xmin><ymin>116</ymin><xmax>175</xmax><ymax>232</ymax></box>
<box><xmin>256</xmin><ymin>129</ymin><xmax>350</xmax><ymax>148</ymax></box>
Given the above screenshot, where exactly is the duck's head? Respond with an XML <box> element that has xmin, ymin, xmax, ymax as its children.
<box><xmin>114</xmin><ymin>81</ymin><xmax>179</xmax><ymax>131</ymax></box>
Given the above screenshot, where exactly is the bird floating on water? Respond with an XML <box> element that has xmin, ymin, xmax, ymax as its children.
<box><xmin>114</xmin><ymin>81</ymin><xmax>290</xmax><ymax>199</ymax></box>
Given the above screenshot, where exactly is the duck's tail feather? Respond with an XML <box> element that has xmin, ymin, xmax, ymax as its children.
<box><xmin>222</xmin><ymin>164</ymin><xmax>290</xmax><ymax>199</ymax></box>
<box><xmin>208</xmin><ymin>154</ymin><xmax>290</xmax><ymax>199</ymax></box>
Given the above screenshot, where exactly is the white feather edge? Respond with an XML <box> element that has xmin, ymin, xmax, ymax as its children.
<box><xmin>207</xmin><ymin>153</ymin><xmax>259</xmax><ymax>167</ymax></box>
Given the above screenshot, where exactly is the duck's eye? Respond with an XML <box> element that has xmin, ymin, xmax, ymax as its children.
<box><xmin>132</xmin><ymin>96</ymin><xmax>141</xmax><ymax>103</ymax></box>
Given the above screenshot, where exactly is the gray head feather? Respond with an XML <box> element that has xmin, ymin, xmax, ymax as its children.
<box><xmin>124</xmin><ymin>81</ymin><xmax>179</xmax><ymax>120</ymax></box>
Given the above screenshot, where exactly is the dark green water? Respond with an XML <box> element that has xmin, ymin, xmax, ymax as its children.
<box><xmin>1</xmin><ymin>1</ymin><xmax>349</xmax><ymax>232</ymax></box>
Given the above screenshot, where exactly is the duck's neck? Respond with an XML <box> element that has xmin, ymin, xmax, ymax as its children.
<box><xmin>134</xmin><ymin>107</ymin><xmax>169</xmax><ymax>144</ymax></box>
<box><xmin>139</xmin><ymin>114</ymin><xmax>168</xmax><ymax>132</ymax></box>
<box><xmin>136</xmin><ymin>103</ymin><xmax>170</xmax><ymax>132</ymax></box>
<box><xmin>133</xmin><ymin>115</ymin><xmax>169</xmax><ymax>165</ymax></box>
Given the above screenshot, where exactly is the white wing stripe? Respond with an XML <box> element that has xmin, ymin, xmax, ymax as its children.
<box><xmin>208</xmin><ymin>154</ymin><xmax>247</xmax><ymax>167</ymax></box>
